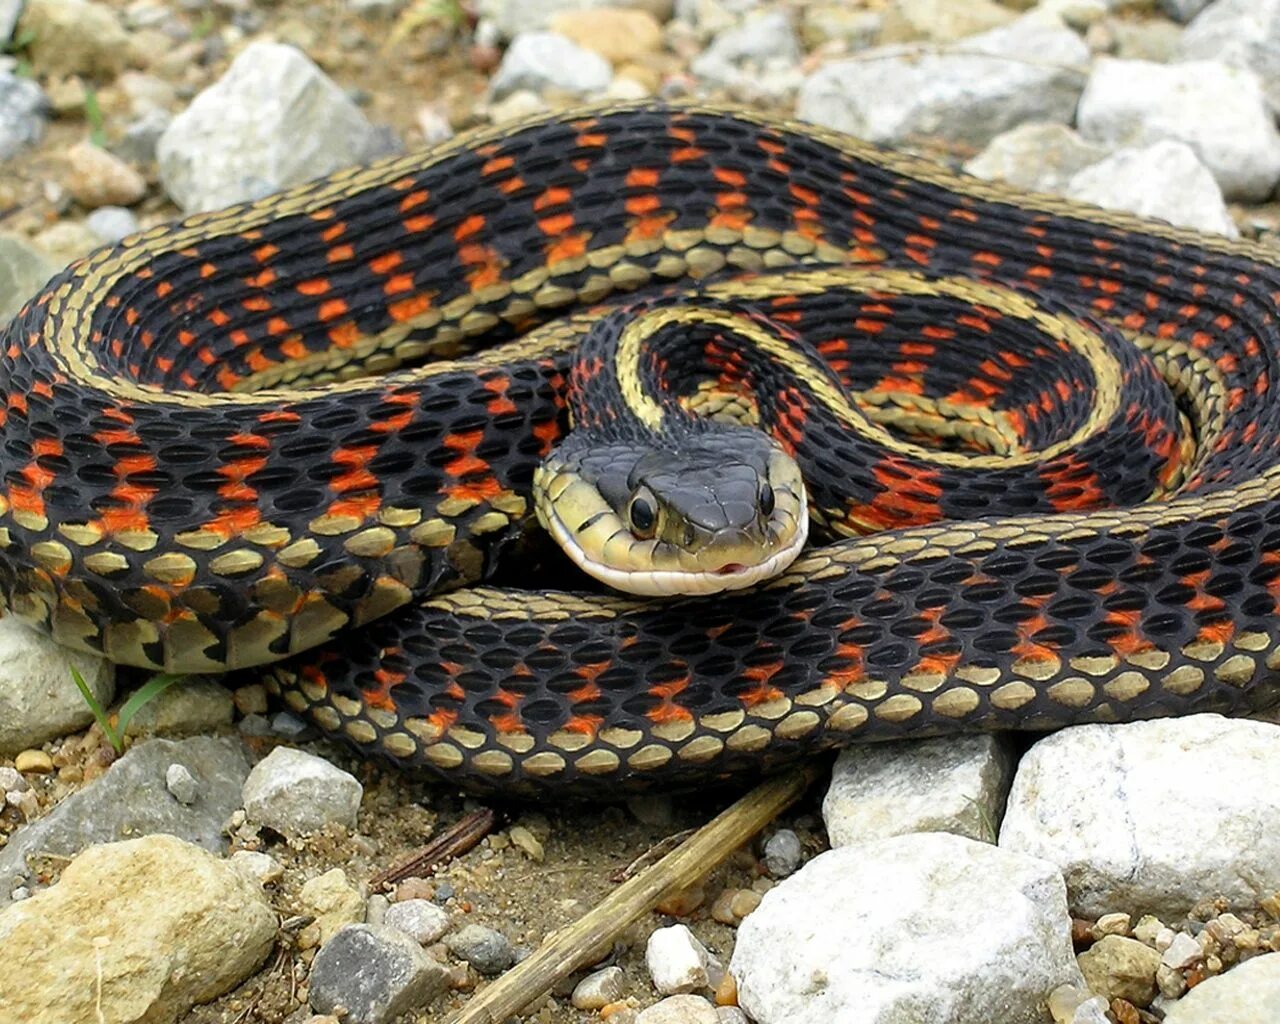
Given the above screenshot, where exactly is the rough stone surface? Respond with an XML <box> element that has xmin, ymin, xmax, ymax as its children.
<box><xmin>0</xmin><ymin>234</ymin><xmax>55</xmax><ymax>324</ymax></box>
<box><xmin>488</xmin><ymin>31</ymin><xmax>613</xmax><ymax>100</ymax></box>
<box><xmin>309</xmin><ymin>923</ymin><xmax>450</xmax><ymax>1024</ymax></box>
<box><xmin>1064</xmin><ymin>140</ymin><xmax>1239</xmax><ymax>237</ymax></box>
<box><xmin>636</xmin><ymin>995</ymin><xmax>720</xmax><ymax>1024</ymax></box>
<box><xmin>0</xmin><ymin>834</ymin><xmax>275</xmax><ymax>1024</ymax></box>
<box><xmin>824</xmin><ymin>734</ymin><xmax>1014</xmax><ymax>846</ymax></box>
<box><xmin>964</xmin><ymin>122</ymin><xmax>1110</xmax><ymax>195</ymax></box>
<box><xmin>0</xmin><ymin>615</ymin><xmax>114</xmax><ymax>756</ymax></box>
<box><xmin>242</xmin><ymin>746</ymin><xmax>363</xmax><ymax>836</ymax></box>
<box><xmin>1177</xmin><ymin>0</ymin><xmax>1280</xmax><ymax>113</ymax></box>
<box><xmin>123</xmin><ymin>677</ymin><xmax>234</xmax><ymax>739</ymax></box>
<box><xmin>1000</xmin><ymin>715</ymin><xmax>1280</xmax><ymax>918</ymax></box>
<box><xmin>572</xmin><ymin>965</ymin><xmax>627</xmax><ymax>1009</ymax></box>
<box><xmin>731</xmin><ymin>832</ymin><xmax>1082</xmax><ymax>1024</ymax></box>
<box><xmin>158</xmin><ymin>41</ymin><xmax>395</xmax><ymax>212</ymax></box>
<box><xmin>797</xmin><ymin>15</ymin><xmax>1089</xmax><ymax>148</ymax></box>
<box><xmin>383</xmin><ymin>898</ymin><xmax>450</xmax><ymax>945</ymax></box>
<box><xmin>446</xmin><ymin>923</ymin><xmax>516</xmax><ymax>975</ymax></box>
<box><xmin>0</xmin><ymin>736</ymin><xmax>251</xmax><ymax>891</ymax></box>
<box><xmin>1161</xmin><ymin>952</ymin><xmax>1280</xmax><ymax>1024</ymax></box>
<box><xmin>19</xmin><ymin>0</ymin><xmax>129</xmax><ymax>79</ymax></box>
<box><xmin>1076</xmin><ymin>935</ymin><xmax>1160</xmax><ymax>1007</ymax></box>
<box><xmin>647</xmin><ymin>923</ymin><xmax>721</xmax><ymax>995</ymax></box>
<box><xmin>301</xmin><ymin>867</ymin><xmax>365</xmax><ymax>944</ymax></box>
<box><xmin>0</xmin><ymin>71</ymin><xmax>48</xmax><ymax>160</ymax></box>
<box><xmin>1076</xmin><ymin>57</ymin><xmax>1280</xmax><ymax>202</ymax></box>
<box><xmin>690</xmin><ymin>10</ymin><xmax>800</xmax><ymax>86</ymax></box>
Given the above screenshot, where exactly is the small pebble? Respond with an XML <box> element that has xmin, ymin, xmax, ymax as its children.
<box><xmin>228</xmin><ymin>850</ymin><xmax>284</xmax><ymax>886</ymax></box>
<box><xmin>300</xmin><ymin>868</ymin><xmax>365</xmax><ymax>945</ymax></box>
<box><xmin>383</xmin><ymin>899</ymin><xmax>450</xmax><ymax>946</ymax></box>
<box><xmin>762</xmin><ymin>829</ymin><xmax>802</xmax><ymax>878</ymax></box>
<box><xmin>572</xmin><ymin>965</ymin><xmax>626</xmax><ymax>1010</ymax></box>
<box><xmin>656</xmin><ymin>885</ymin><xmax>705</xmax><ymax>918</ymax></box>
<box><xmin>716</xmin><ymin>1009</ymin><xmax>748</xmax><ymax>1024</ymax></box>
<box><xmin>1094</xmin><ymin>912</ymin><xmax>1132</xmax><ymax>938</ymax></box>
<box><xmin>308</xmin><ymin>923</ymin><xmax>449</xmax><ymax>1024</ymax></box>
<box><xmin>64</xmin><ymin>140</ymin><xmax>147</xmax><ymax>208</ymax></box>
<box><xmin>646</xmin><ymin>924</ymin><xmax>720</xmax><ymax>995</ymax></box>
<box><xmin>0</xmin><ymin>766</ymin><xmax>27</xmax><ymax>793</ymax></box>
<box><xmin>635</xmin><ymin>994</ymin><xmax>720</xmax><ymax>1024</ymax></box>
<box><xmin>85</xmin><ymin>206</ymin><xmax>140</xmax><ymax>243</ymax></box>
<box><xmin>1161</xmin><ymin>932</ymin><xmax>1203</xmax><ymax>970</ymax></box>
<box><xmin>14</xmin><ymin>750</ymin><xmax>54</xmax><ymax>774</ymax></box>
<box><xmin>395</xmin><ymin>877</ymin><xmax>434</xmax><ymax>902</ymax></box>
<box><xmin>446</xmin><ymin>924</ymin><xmax>514</xmax><ymax>976</ymax></box>
<box><xmin>508</xmin><ymin>824</ymin><xmax>544</xmax><ymax>862</ymax></box>
<box><xmin>1132</xmin><ymin>915</ymin><xmax>1165</xmax><ymax>945</ymax></box>
<box><xmin>165</xmin><ymin>762</ymin><xmax>199</xmax><ymax>805</ymax></box>
<box><xmin>231</xmin><ymin>684</ymin><xmax>269</xmax><ymax>716</ymax></box>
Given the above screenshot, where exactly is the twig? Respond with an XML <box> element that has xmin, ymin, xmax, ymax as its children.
<box><xmin>609</xmin><ymin>828</ymin><xmax>697</xmax><ymax>883</ymax></box>
<box><xmin>369</xmin><ymin>807</ymin><xmax>497</xmax><ymax>890</ymax></box>
<box><xmin>443</xmin><ymin>766</ymin><xmax>818</xmax><ymax>1024</ymax></box>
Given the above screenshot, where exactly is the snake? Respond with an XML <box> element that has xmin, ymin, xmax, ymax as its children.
<box><xmin>2</xmin><ymin>101</ymin><xmax>1279</xmax><ymax>795</ymax></box>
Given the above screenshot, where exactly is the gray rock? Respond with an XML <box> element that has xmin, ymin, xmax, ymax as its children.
<box><xmin>123</xmin><ymin>677</ymin><xmax>233</xmax><ymax>739</ymax></box>
<box><xmin>797</xmin><ymin>15</ymin><xmax>1089</xmax><ymax>149</ymax></box>
<box><xmin>572</xmin><ymin>965</ymin><xmax>627</xmax><ymax>1009</ymax></box>
<box><xmin>1076</xmin><ymin>57</ymin><xmax>1280</xmax><ymax>202</ymax></box>
<box><xmin>383</xmin><ymin>898</ymin><xmax>450</xmax><ymax>945</ymax></box>
<box><xmin>446</xmin><ymin>923</ymin><xmax>515</xmax><ymax>976</ymax></box>
<box><xmin>690</xmin><ymin>9</ymin><xmax>800</xmax><ymax>95</ymax></box>
<box><xmin>0</xmin><ymin>615</ymin><xmax>114</xmax><ymax>756</ymax></box>
<box><xmin>1161</xmin><ymin>952</ymin><xmax>1280</xmax><ymax>1024</ymax></box>
<box><xmin>19</xmin><ymin>0</ymin><xmax>128</xmax><ymax>80</ymax></box>
<box><xmin>85</xmin><ymin>205</ymin><xmax>142</xmax><ymax>244</ymax></box>
<box><xmin>0</xmin><ymin>0</ymin><xmax>19</xmax><ymax>44</ymax></box>
<box><xmin>964</xmin><ymin>122</ymin><xmax>1111</xmax><ymax>195</ymax></box>
<box><xmin>1177</xmin><ymin>0</ymin><xmax>1280</xmax><ymax>114</ymax></box>
<box><xmin>1160</xmin><ymin>0</ymin><xmax>1213</xmax><ymax>23</ymax></box>
<box><xmin>0</xmin><ymin>736</ymin><xmax>251</xmax><ymax>891</ymax></box>
<box><xmin>477</xmin><ymin>0</ymin><xmax>664</xmax><ymax>39</ymax></box>
<box><xmin>116</xmin><ymin>108</ymin><xmax>172</xmax><ymax>165</ymax></box>
<box><xmin>242</xmin><ymin>746</ymin><xmax>362</xmax><ymax>837</ymax></box>
<box><xmin>824</xmin><ymin>734</ymin><xmax>1015</xmax><ymax>847</ymax></box>
<box><xmin>731</xmin><ymin>832</ymin><xmax>1082</xmax><ymax>1024</ymax></box>
<box><xmin>164</xmin><ymin>762</ymin><xmax>199</xmax><ymax>805</ymax></box>
<box><xmin>1065</xmin><ymin>140</ymin><xmax>1238</xmax><ymax>237</ymax></box>
<box><xmin>0</xmin><ymin>234</ymin><xmax>55</xmax><ymax>324</ymax></box>
<box><xmin>309</xmin><ymin>923</ymin><xmax>449</xmax><ymax>1024</ymax></box>
<box><xmin>1110</xmin><ymin>17</ymin><xmax>1184</xmax><ymax>63</ymax></box>
<box><xmin>158</xmin><ymin>41</ymin><xmax>397</xmax><ymax>213</ymax></box>
<box><xmin>1000</xmin><ymin>715</ymin><xmax>1280</xmax><ymax>919</ymax></box>
<box><xmin>762</xmin><ymin>829</ymin><xmax>802</xmax><ymax>877</ymax></box>
<box><xmin>489</xmin><ymin>31</ymin><xmax>613</xmax><ymax>100</ymax></box>
<box><xmin>0</xmin><ymin>71</ymin><xmax>48</xmax><ymax>161</ymax></box>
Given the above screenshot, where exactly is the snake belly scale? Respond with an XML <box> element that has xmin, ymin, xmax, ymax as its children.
<box><xmin>1</xmin><ymin>102</ymin><xmax>1279</xmax><ymax>794</ymax></box>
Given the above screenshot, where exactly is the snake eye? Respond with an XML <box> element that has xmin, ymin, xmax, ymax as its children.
<box><xmin>629</xmin><ymin>492</ymin><xmax>657</xmax><ymax>536</ymax></box>
<box><xmin>759</xmin><ymin>483</ymin><xmax>775</xmax><ymax>516</ymax></box>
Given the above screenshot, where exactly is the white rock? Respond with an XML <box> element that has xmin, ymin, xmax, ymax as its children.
<box><xmin>1076</xmin><ymin>57</ymin><xmax>1280</xmax><ymax>202</ymax></box>
<box><xmin>572</xmin><ymin>965</ymin><xmax>626</xmax><ymax>1010</ymax></box>
<box><xmin>0</xmin><ymin>616</ymin><xmax>114</xmax><ymax>756</ymax></box>
<box><xmin>1160</xmin><ymin>932</ymin><xmax>1203</xmax><ymax>970</ymax></box>
<box><xmin>647</xmin><ymin>924</ymin><xmax>721</xmax><ymax>995</ymax></box>
<box><xmin>158</xmin><ymin>41</ymin><xmax>395</xmax><ymax>212</ymax></box>
<box><xmin>824</xmin><ymin>734</ymin><xmax>1015</xmax><ymax>847</ymax></box>
<box><xmin>489</xmin><ymin>31</ymin><xmax>613</xmax><ymax>100</ymax></box>
<box><xmin>636</xmin><ymin>994</ymin><xmax>721</xmax><ymax>1024</ymax></box>
<box><xmin>1161</xmin><ymin>952</ymin><xmax>1280</xmax><ymax>1024</ymax></box>
<box><xmin>690</xmin><ymin>9</ymin><xmax>800</xmax><ymax>95</ymax></box>
<box><xmin>382</xmin><ymin>898</ymin><xmax>450</xmax><ymax>945</ymax></box>
<box><xmin>964</xmin><ymin>122</ymin><xmax>1110</xmax><ymax>195</ymax></box>
<box><xmin>797</xmin><ymin>15</ymin><xmax>1089</xmax><ymax>148</ymax></box>
<box><xmin>1177</xmin><ymin>0</ymin><xmax>1280</xmax><ymax>114</ymax></box>
<box><xmin>228</xmin><ymin>850</ymin><xmax>284</xmax><ymax>886</ymax></box>
<box><xmin>165</xmin><ymin>762</ymin><xmax>199</xmax><ymax>805</ymax></box>
<box><xmin>1000</xmin><ymin>715</ymin><xmax>1280</xmax><ymax>918</ymax></box>
<box><xmin>731</xmin><ymin>832</ymin><xmax>1081</xmax><ymax>1024</ymax></box>
<box><xmin>242</xmin><ymin>746</ymin><xmax>363</xmax><ymax>837</ymax></box>
<box><xmin>1064</xmin><ymin>140</ymin><xmax>1239</xmax><ymax>237</ymax></box>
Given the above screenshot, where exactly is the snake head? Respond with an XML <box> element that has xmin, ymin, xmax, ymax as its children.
<box><xmin>534</xmin><ymin>425</ymin><xmax>808</xmax><ymax>597</ymax></box>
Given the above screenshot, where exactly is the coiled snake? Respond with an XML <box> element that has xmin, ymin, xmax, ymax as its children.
<box><xmin>1</xmin><ymin>103</ymin><xmax>1278</xmax><ymax>794</ymax></box>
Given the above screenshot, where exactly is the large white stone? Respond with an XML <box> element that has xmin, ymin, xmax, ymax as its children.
<box><xmin>823</xmin><ymin>734</ymin><xmax>1015</xmax><ymax>847</ymax></box>
<box><xmin>158</xmin><ymin>41</ymin><xmax>395</xmax><ymax>212</ymax></box>
<box><xmin>1076</xmin><ymin>57</ymin><xmax>1280</xmax><ymax>202</ymax></box>
<box><xmin>797</xmin><ymin>15</ymin><xmax>1089</xmax><ymax>148</ymax></box>
<box><xmin>730</xmin><ymin>832</ymin><xmax>1081</xmax><ymax>1024</ymax></box>
<box><xmin>1000</xmin><ymin>715</ymin><xmax>1280</xmax><ymax>919</ymax></box>
<box><xmin>1178</xmin><ymin>0</ymin><xmax>1280</xmax><ymax>114</ymax></box>
<box><xmin>1065</xmin><ymin>140</ymin><xmax>1238</xmax><ymax>238</ymax></box>
<box><xmin>1161</xmin><ymin>953</ymin><xmax>1280</xmax><ymax>1024</ymax></box>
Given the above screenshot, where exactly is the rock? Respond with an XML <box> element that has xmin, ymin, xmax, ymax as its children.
<box><xmin>1000</xmin><ymin>716</ymin><xmax>1280</xmax><ymax>919</ymax></box>
<box><xmin>309</xmin><ymin>923</ymin><xmax>450</xmax><ymax>1024</ymax></box>
<box><xmin>32</xmin><ymin>220</ymin><xmax>101</xmax><ymax>264</ymax></box>
<box><xmin>1076</xmin><ymin>935</ymin><xmax>1160</xmax><ymax>1007</ymax></box>
<box><xmin>488</xmin><ymin>31</ymin><xmax>613</xmax><ymax>100</ymax></box>
<box><xmin>383</xmin><ymin>898</ymin><xmax>450</xmax><ymax>945</ymax></box>
<box><xmin>446</xmin><ymin>923</ymin><xmax>515</xmax><ymax>975</ymax></box>
<box><xmin>116</xmin><ymin>107</ymin><xmax>172</xmax><ymax>165</ymax></box>
<box><xmin>762</xmin><ymin>829</ymin><xmax>803</xmax><ymax>877</ymax></box>
<box><xmin>636</xmin><ymin>994</ymin><xmax>720</xmax><ymax>1024</ymax></box>
<box><xmin>964</xmin><ymin>122</ymin><xmax>1111</xmax><ymax>195</ymax></box>
<box><xmin>1065</xmin><ymin>140</ymin><xmax>1239</xmax><ymax>237</ymax></box>
<box><xmin>86</xmin><ymin>205</ymin><xmax>142</xmax><ymax>243</ymax></box>
<box><xmin>799</xmin><ymin>5</ymin><xmax>885</xmax><ymax>51</ymax></box>
<box><xmin>894</xmin><ymin>0</ymin><xmax>1016</xmax><ymax>42</ymax></box>
<box><xmin>508</xmin><ymin>824</ymin><xmax>545</xmax><ymax>861</ymax></box>
<box><xmin>0</xmin><ymin>0</ymin><xmax>17</xmax><ymax>43</ymax></box>
<box><xmin>0</xmin><ymin>234</ymin><xmax>56</xmax><ymax>323</ymax></box>
<box><xmin>1160</xmin><ymin>932</ymin><xmax>1202</xmax><ymax>970</ymax></box>
<box><xmin>301</xmin><ymin>868</ymin><xmax>366</xmax><ymax>945</ymax></box>
<box><xmin>1177</xmin><ymin>0</ymin><xmax>1280</xmax><ymax>114</ymax></box>
<box><xmin>477</xmin><ymin>0</ymin><xmax>669</xmax><ymax>39</ymax></box>
<box><xmin>123</xmin><ymin>677</ymin><xmax>234</xmax><ymax>739</ymax></box>
<box><xmin>64</xmin><ymin>140</ymin><xmax>147</xmax><ymax>208</ymax></box>
<box><xmin>1160</xmin><ymin>0</ymin><xmax>1213</xmax><ymax>22</ymax></box>
<box><xmin>18</xmin><ymin>0</ymin><xmax>129</xmax><ymax>79</ymax></box>
<box><xmin>731</xmin><ymin>832</ymin><xmax>1082</xmax><ymax>1024</ymax></box>
<box><xmin>0</xmin><ymin>616</ymin><xmax>113</xmax><ymax>755</ymax></box>
<box><xmin>228</xmin><ymin>849</ymin><xmax>284</xmax><ymax>887</ymax></box>
<box><xmin>823</xmin><ymin>734</ymin><xmax>1014</xmax><ymax>847</ymax></box>
<box><xmin>648</xmin><ymin>923</ymin><xmax>721</xmax><ymax>995</ymax></box>
<box><xmin>1048</xmin><ymin>983</ymin><xmax>1110</xmax><ymax>1024</ymax></box>
<box><xmin>797</xmin><ymin>15</ymin><xmax>1089</xmax><ymax>149</ymax></box>
<box><xmin>689</xmin><ymin>9</ymin><xmax>802</xmax><ymax>101</ymax></box>
<box><xmin>158</xmin><ymin>41</ymin><xmax>396</xmax><ymax>213</ymax></box>
<box><xmin>716</xmin><ymin>1008</ymin><xmax>749</xmax><ymax>1024</ymax></box>
<box><xmin>0</xmin><ymin>736</ymin><xmax>251</xmax><ymax>892</ymax></box>
<box><xmin>1076</xmin><ymin>58</ymin><xmax>1280</xmax><ymax>202</ymax></box>
<box><xmin>548</xmin><ymin>7</ymin><xmax>663</xmax><ymax>63</ymax></box>
<box><xmin>572</xmin><ymin>965</ymin><xmax>627</xmax><ymax>1009</ymax></box>
<box><xmin>165</xmin><ymin>762</ymin><xmax>199</xmax><ymax>804</ymax></box>
<box><xmin>0</xmin><ymin>71</ymin><xmax>49</xmax><ymax>160</ymax></box>
<box><xmin>1110</xmin><ymin>18</ymin><xmax>1183</xmax><ymax>63</ymax></box>
<box><xmin>1161</xmin><ymin>952</ymin><xmax>1280</xmax><ymax>1024</ymax></box>
<box><xmin>0</xmin><ymin>834</ymin><xmax>274</xmax><ymax>1023</ymax></box>
<box><xmin>13</xmin><ymin>748</ymin><xmax>52</xmax><ymax>773</ymax></box>
<box><xmin>242</xmin><ymin>746</ymin><xmax>363</xmax><ymax>837</ymax></box>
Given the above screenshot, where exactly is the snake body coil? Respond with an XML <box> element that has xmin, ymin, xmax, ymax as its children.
<box><xmin>2</xmin><ymin>103</ymin><xmax>1279</xmax><ymax>793</ymax></box>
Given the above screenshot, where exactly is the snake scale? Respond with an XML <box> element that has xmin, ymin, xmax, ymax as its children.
<box><xmin>2</xmin><ymin>102</ymin><xmax>1279</xmax><ymax>794</ymax></box>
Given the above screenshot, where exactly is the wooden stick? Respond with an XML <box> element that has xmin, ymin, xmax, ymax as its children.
<box><xmin>370</xmin><ymin>807</ymin><xmax>497</xmax><ymax>890</ymax></box>
<box><xmin>443</xmin><ymin>765</ymin><xmax>818</xmax><ymax>1024</ymax></box>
